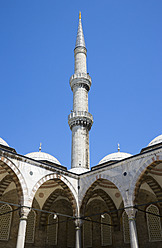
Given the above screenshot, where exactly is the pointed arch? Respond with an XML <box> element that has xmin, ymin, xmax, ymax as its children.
<box><xmin>80</xmin><ymin>173</ymin><xmax>124</xmax><ymax>207</ymax></box>
<box><xmin>29</xmin><ymin>173</ymin><xmax>78</xmax><ymax>215</ymax></box>
<box><xmin>81</xmin><ymin>188</ymin><xmax>118</xmax><ymax>227</ymax></box>
<box><xmin>40</xmin><ymin>188</ymin><xmax>72</xmax><ymax>226</ymax></box>
<box><xmin>0</xmin><ymin>156</ymin><xmax>28</xmax><ymax>203</ymax></box>
<box><xmin>135</xmin><ymin>175</ymin><xmax>162</xmax><ymax>207</ymax></box>
<box><xmin>124</xmin><ymin>154</ymin><xmax>162</xmax><ymax>205</ymax></box>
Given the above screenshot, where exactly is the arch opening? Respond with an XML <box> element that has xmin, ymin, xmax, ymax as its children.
<box><xmin>29</xmin><ymin>175</ymin><xmax>77</xmax><ymax>248</ymax></box>
<box><xmin>132</xmin><ymin>159</ymin><xmax>162</xmax><ymax>246</ymax></box>
<box><xmin>80</xmin><ymin>178</ymin><xmax>124</xmax><ymax>247</ymax></box>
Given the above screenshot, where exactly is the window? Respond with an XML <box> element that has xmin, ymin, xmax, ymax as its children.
<box><xmin>101</xmin><ymin>213</ymin><xmax>112</xmax><ymax>246</ymax></box>
<box><xmin>146</xmin><ymin>204</ymin><xmax>162</xmax><ymax>242</ymax></box>
<box><xmin>67</xmin><ymin>218</ymin><xmax>75</xmax><ymax>247</ymax></box>
<box><xmin>83</xmin><ymin>217</ymin><xmax>92</xmax><ymax>247</ymax></box>
<box><xmin>0</xmin><ymin>204</ymin><xmax>12</xmax><ymax>241</ymax></box>
<box><xmin>47</xmin><ymin>214</ymin><xmax>58</xmax><ymax>245</ymax></box>
<box><xmin>122</xmin><ymin>211</ymin><xmax>130</xmax><ymax>243</ymax></box>
<box><xmin>25</xmin><ymin>209</ymin><xmax>36</xmax><ymax>243</ymax></box>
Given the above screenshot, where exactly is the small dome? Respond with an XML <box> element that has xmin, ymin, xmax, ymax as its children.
<box><xmin>0</xmin><ymin>138</ymin><xmax>9</xmax><ymax>147</ymax></box>
<box><xmin>99</xmin><ymin>151</ymin><xmax>132</xmax><ymax>165</ymax></box>
<box><xmin>148</xmin><ymin>135</ymin><xmax>162</xmax><ymax>147</ymax></box>
<box><xmin>25</xmin><ymin>151</ymin><xmax>61</xmax><ymax>165</ymax></box>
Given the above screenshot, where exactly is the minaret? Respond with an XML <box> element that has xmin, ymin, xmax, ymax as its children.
<box><xmin>68</xmin><ymin>12</ymin><xmax>93</xmax><ymax>173</ymax></box>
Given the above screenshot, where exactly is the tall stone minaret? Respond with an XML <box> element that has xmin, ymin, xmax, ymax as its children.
<box><xmin>68</xmin><ymin>12</ymin><xmax>93</xmax><ymax>174</ymax></box>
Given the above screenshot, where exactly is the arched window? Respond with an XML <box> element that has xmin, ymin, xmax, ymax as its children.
<box><xmin>67</xmin><ymin>218</ymin><xmax>75</xmax><ymax>247</ymax></box>
<box><xmin>101</xmin><ymin>213</ymin><xmax>112</xmax><ymax>246</ymax></box>
<box><xmin>146</xmin><ymin>204</ymin><xmax>162</xmax><ymax>242</ymax></box>
<box><xmin>83</xmin><ymin>217</ymin><xmax>92</xmax><ymax>247</ymax></box>
<box><xmin>0</xmin><ymin>204</ymin><xmax>12</xmax><ymax>241</ymax></box>
<box><xmin>122</xmin><ymin>211</ymin><xmax>130</xmax><ymax>243</ymax></box>
<box><xmin>25</xmin><ymin>209</ymin><xmax>36</xmax><ymax>243</ymax></box>
<box><xmin>47</xmin><ymin>214</ymin><xmax>58</xmax><ymax>245</ymax></box>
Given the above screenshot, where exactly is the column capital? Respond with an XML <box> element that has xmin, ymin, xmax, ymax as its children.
<box><xmin>125</xmin><ymin>207</ymin><xmax>137</xmax><ymax>220</ymax></box>
<box><xmin>75</xmin><ymin>217</ymin><xmax>83</xmax><ymax>229</ymax></box>
<box><xmin>19</xmin><ymin>206</ymin><xmax>30</xmax><ymax>220</ymax></box>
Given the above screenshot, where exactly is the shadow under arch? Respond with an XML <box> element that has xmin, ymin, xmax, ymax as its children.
<box><xmin>0</xmin><ymin>156</ymin><xmax>28</xmax><ymax>204</ymax></box>
<box><xmin>127</xmin><ymin>154</ymin><xmax>162</xmax><ymax>205</ymax></box>
<box><xmin>40</xmin><ymin>188</ymin><xmax>74</xmax><ymax>226</ymax></box>
<box><xmin>135</xmin><ymin>175</ymin><xmax>162</xmax><ymax>207</ymax></box>
<box><xmin>29</xmin><ymin>173</ymin><xmax>78</xmax><ymax>215</ymax></box>
<box><xmin>80</xmin><ymin>188</ymin><xmax>119</xmax><ymax>228</ymax></box>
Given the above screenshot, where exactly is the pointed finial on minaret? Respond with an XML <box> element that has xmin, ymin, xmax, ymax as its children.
<box><xmin>39</xmin><ymin>143</ymin><xmax>42</xmax><ymax>152</ymax></box>
<box><xmin>118</xmin><ymin>143</ymin><xmax>120</xmax><ymax>152</ymax></box>
<box><xmin>75</xmin><ymin>12</ymin><xmax>86</xmax><ymax>49</ymax></box>
<box><xmin>79</xmin><ymin>11</ymin><xmax>81</xmax><ymax>20</ymax></box>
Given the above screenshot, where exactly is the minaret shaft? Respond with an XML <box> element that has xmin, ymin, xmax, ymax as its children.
<box><xmin>68</xmin><ymin>13</ymin><xmax>93</xmax><ymax>173</ymax></box>
<box><xmin>74</xmin><ymin>51</ymin><xmax>87</xmax><ymax>73</ymax></box>
<box><xmin>71</xmin><ymin>126</ymin><xmax>89</xmax><ymax>169</ymax></box>
<box><xmin>73</xmin><ymin>86</ymin><xmax>88</xmax><ymax>112</ymax></box>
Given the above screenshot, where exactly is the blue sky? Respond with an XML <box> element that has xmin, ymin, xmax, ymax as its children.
<box><xmin>0</xmin><ymin>0</ymin><xmax>162</xmax><ymax>169</ymax></box>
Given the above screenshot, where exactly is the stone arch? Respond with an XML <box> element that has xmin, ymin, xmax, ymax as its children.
<box><xmin>0</xmin><ymin>156</ymin><xmax>28</xmax><ymax>204</ymax></box>
<box><xmin>135</xmin><ymin>175</ymin><xmax>162</xmax><ymax>207</ymax></box>
<box><xmin>40</xmin><ymin>188</ymin><xmax>72</xmax><ymax>226</ymax></box>
<box><xmin>81</xmin><ymin>188</ymin><xmax>119</xmax><ymax>228</ymax></box>
<box><xmin>29</xmin><ymin>173</ymin><xmax>78</xmax><ymax>215</ymax></box>
<box><xmin>80</xmin><ymin>174</ymin><xmax>124</xmax><ymax>206</ymax></box>
<box><xmin>126</xmin><ymin>154</ymin><xmax>162</xmax><ymax>205</ymax></box>
<box><xmin>0</xmin><ymin>175</ymin><xmax>12</xmax><ymax>197</ymax></box>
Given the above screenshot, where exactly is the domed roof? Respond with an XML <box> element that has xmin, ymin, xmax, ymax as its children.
<box><xmin>25</xmin><ymin>151</ymin><xmax>61</xmax><ymax>165</ymax></box>
<box><xmin>99</xmin><ymin>149</ymin><xmax>132</xmax><ymax>165</ymax></box>
<box><xmin>148</xmin><ymin>134</ymin><xmax>162</xmax><ymax>147</ymax></box>
<box><xmin>25</xmin><ymin>144</ymin><xmax>61</xmax><ymax>165</ymax></box>
<box><xmin>0</xmin><ymin>138</ymin><xmax>9</xmax><ymax>147</ymax></box>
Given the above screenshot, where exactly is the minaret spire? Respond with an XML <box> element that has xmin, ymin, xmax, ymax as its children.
<box><xmin>68</xmin><ymin>13</ymin><xmax>93</xmax><ymax>173</ymax></box>
<box><xmin>75</xmin><ymin>12</ymin><xmax>86</xmax><ymax>49</ymax></box>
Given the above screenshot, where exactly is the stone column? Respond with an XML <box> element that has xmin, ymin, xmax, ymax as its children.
<box><xmin>75</xmin><ymin>218</ymin><xmax>82</xmax><ymax>248</ymax></box>
<box><xmin>125</xmin><ymin>208</ymin><xmax>139</xmax><ymax>248</ymax></box>
<box><xmin>16</xmin><ymin>207</ymin><xmax>30</xmax><ymax>248</ymax></box>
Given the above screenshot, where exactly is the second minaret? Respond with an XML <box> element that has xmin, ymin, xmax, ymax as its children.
<box><xmin>68</xmin><ymin>12</ymin><xmax>93</xmax><ymax>173</ymax></box>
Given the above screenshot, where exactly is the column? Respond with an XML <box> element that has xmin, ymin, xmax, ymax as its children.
<box><xmin>125</xmin><ymin>208</ymin><xmax>139</xmax><ymax>248</ymax></box>
<box><xmin>16</xmin><ymin>206</ymin><xmax>30</xmax><ymax>248</ymax></box>
<box><xmin>75</xmin><ymin>218</ymin><xmax>82</xmax><ymax>248</ymax></box>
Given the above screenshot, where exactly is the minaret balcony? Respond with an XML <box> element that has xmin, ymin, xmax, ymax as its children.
<box><xmin>68</xmin><ymin>111</ymin><xmax>93</xmax><ymax>130</ymax></box>
<box><xmin>70</xmin><ymin>73</ymin><xmax>92</xmax><ymax>91</ymax></box>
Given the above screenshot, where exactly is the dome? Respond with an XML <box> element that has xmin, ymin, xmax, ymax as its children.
<box><xmin>0</xmin><ymin>137</ymin><xmax>9</xmax><ymax>147</ymax></box>
<box><xmin>99</xmin><ymin>151</ymin><xmax>132</xmax><ymax>165</ymax></box>
<box><xmin>148</xmin><ymin>134</ymin><xmax>162</xmax><ymax>147</ymax></box>
<box><xmin>25</xmin><ymin>151</ymin><xmax>61</xmax><ymax>165</ymax></box>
